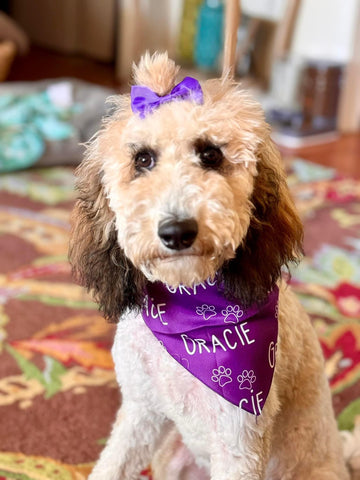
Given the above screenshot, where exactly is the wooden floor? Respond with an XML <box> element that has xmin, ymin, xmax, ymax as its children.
<box><xmin>7</xmin><ymin>46</ymin><xmax>360</xmax><ymax>179</ymax></box>
<box><xmin>280</xmin><ymin>135</ymin><xmax>360</xmax><ymax>179</ymax></box>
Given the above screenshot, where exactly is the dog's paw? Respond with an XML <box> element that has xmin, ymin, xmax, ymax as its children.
<box><xmin>211</xmin><ymin>366</ymin><xmax>233</xmax><ymax>387</ymax></box>
<box><xmin>221</xmin><ymin>305</ymin><xmax>243</xmax><ymax>324</ymax></box>
<box><xmin>196</xmin><ymin>304</ymin><xmax>216</xmax><ymax>320</ymax></box>
<box><xmin>237</xmin><ymin>370</ymin><xmax>256</xmax><ymax>391</ymax></box>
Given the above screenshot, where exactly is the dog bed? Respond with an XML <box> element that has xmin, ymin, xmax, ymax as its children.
<box><xmin>0</xmin><ymin>79</ymin><xmax>113</xmax><ymax>172</ymax></box>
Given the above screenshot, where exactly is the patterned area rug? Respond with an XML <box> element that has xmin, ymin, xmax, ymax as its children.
<box><xmin>0</xmin><ymin>159</ymin><xmax>359</xmax><ymax>479</ymax></box>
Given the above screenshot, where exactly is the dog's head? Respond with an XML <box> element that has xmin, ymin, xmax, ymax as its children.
<box><xmin>69</xmin><ymin>52</ymin><xmax>303</xmax><ymax>322</ymax></box>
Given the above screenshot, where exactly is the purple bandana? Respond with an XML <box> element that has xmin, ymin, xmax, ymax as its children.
<box><xmin>131</xmin><ymin>76</ymin><xmax>204</xmax><ymax>118</ymax></box>
<box><xmin>142</xmin><ymin>279</ymin><xmax>279</xmax><ymax>415</ymax></box>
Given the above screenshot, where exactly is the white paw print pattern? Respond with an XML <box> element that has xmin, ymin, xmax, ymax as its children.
<box><xmin>237</xmin><ymin>370</ymin><xmax>256</xmax><ymax>391</ymax></box>
<box><xmin>211</xmin><ymin>366</ymin><xmax>233</xmax><ymax>387</ymax></box>
<box><xmin>196</xmin><ymin>304</ymin><xmax>217</xmax><ymax>320</ymax></box>
<box><xmin>221</xmin><ymin>305</ymin><xmax>243</xmax><ymax>324</ymax></box>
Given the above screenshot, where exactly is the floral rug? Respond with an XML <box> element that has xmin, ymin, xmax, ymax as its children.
<box><xmin>0</xmin><ymin>159</ymin><xmax>359</xmax><ymax>479</ymax></box>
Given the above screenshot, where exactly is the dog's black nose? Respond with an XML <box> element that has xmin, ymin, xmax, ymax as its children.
<box><xmin>158</xmin><ymin>218</ymin><xmax>198</xmax><ymax>250</ymax></box>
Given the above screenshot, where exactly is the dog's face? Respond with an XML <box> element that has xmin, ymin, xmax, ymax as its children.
<box><xmin>69</xmin><ymin>53</ymin><xmax>303</xmax><ymax>322</ymax></box>
<box><xmin>101</xmin><ymin>93</ymin><xmax>261</xmax><ymax>287</ymax></box>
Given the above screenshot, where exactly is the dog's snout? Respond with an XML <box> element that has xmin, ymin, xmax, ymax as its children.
<box><xmin>158</xmin><ymin>218</ymin><xmax>198</xmax><ymax>250</ymax></box>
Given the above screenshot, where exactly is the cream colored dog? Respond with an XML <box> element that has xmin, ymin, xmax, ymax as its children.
<box><xmin>70</xmin><ymin>53</ymin><xmax>349</xmax><ymax>480</ymax></box>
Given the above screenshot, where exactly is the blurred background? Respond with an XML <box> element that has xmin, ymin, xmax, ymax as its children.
<box><xmin>0</xmin><ymin>0</ymin><xmax>359</xmax><ymax>175</ymax></box>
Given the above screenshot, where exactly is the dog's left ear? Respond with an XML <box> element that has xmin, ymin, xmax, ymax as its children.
<box><xmin>69</xmin><ymin>153</ymin><xmax>146</xmax><ymax>323</ymax></box>
<box><xmin>220</xmin><ymin>138</ymin><xmax>304</xmax><ymax>306</ymax></box>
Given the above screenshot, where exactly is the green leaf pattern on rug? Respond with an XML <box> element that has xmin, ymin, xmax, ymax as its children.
<box><xmin>337</xmin><ymin>398</ymin><xmax>360</xmax><ymax>431</ymax></box>
<box><xmin>0</xmin><ymin>167</ymin><xmax>76</xmax><ymax>205</ymax></box>
<box><xmin>5</xmin><ymin>345</ymin><xmax>66</xmax><ymax>398</ymax></box>
<box><xmin>292</xmin><ymin>245</ymin><xmax>360</xmax><ymax>288</ymax></box>
<box><xmin>0</xmin><ymin>452</ymin><xmax>79</xmax><ymax>480</ymax></box>
<box><xmin>42</xmin><ymin>356</ymin><xmax>68</xmax><ymax>398</ymax></box>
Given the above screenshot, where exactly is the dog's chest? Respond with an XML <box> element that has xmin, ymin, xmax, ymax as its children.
<box><xmin>113</xmin><ymin>312</ymin><xmax>220</xmax><ymax>457</ymax></box>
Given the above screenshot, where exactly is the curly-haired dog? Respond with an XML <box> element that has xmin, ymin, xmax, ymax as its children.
<box><xmin>69</xmin><ymin>53</ymin><xmax>349</xmax><ymax>480</ymax></box>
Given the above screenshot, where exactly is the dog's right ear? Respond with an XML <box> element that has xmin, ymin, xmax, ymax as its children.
<box><xmin>69</xmin><ymin>155</ymin><xmax>145</xmax><ymax>323</ymax></box>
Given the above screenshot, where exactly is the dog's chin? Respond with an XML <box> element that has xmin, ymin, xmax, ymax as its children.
<box><xmin>140</xmin><ymin>254</ymin><xmax>222</xmax><ymax>288</ymax></box>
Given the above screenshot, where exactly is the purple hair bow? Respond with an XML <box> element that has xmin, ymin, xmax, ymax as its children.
<box><xmin>131</xmin><ymin>76</ymin><xmax>203</xmax><ymax>118</ymax></box>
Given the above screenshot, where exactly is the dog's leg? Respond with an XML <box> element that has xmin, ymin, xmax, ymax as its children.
<box><xmin>152</xmin><ymin>426</ymin><xmax>209</xmax><ymax>480</ymax></box>
<box><xmin>208</xmin><ymin>397</ymin><xmax>277</xmax><ymax>480</ymax></box>
<box><xmin>88</xmin><ymin>403</ymin><xmax>169</xmax><ymax>480</ymax></box>
<box><xmin>210</xmin><ymin>430</ymin><xmax>271</xmax><ymax>480</ymax></box>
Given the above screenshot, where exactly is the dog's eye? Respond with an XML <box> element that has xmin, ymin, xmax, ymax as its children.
<box><xmin>134</xmin><ymin>149</ymin><xmax>157</xmax><ymax>172</ymax></box>
<box><xmin>195</xmin><ymin>141</ymin><xmax>224</xmax><ymax>170</ymax></box>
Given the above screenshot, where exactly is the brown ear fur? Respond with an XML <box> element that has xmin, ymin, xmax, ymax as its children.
<box><xmin>220</xmin><ymin>139</ymin><xmax>304</xmax><ymax>306</ymax></box>
<box><xmin>69</xmin><ymin>157</ymin><xmax>145</xmax><ymax>323</ymax></box>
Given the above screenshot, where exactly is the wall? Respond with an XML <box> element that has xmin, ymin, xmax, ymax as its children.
<box><xmin>291</xmin><ymin>0</ymin><xmax>360</xmax><ymax>63</ymax></box>
<box><xmin>242</xmin><ymin>0</ymin><xmax>287</xmax><ymax>22</ymax></box>
<box><xmin>116</xmin><ymin>0</ymin><xmax>183</xmax><ymax>81</ymax></box>
<box><xmin>11</xmin><ymin>0</ymin><xmax>116</xmax><ymax>62</ymax></box>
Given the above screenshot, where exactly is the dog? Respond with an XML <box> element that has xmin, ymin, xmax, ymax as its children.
<box><xmin>69</xmin><ymin>52</ymin><xmax>349</xmax><ymax>480</ymax></box>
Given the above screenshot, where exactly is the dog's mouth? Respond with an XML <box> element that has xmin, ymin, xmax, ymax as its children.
<box><xmin>141</xmin><ymin>251</ymin><xmax>219</xmax><ymax>287</ymax></box>
<box><xmin>137</xmin><ymin>242</ymin><xmax>237</xmax><ymax>286</ymax></box>
<box><xmin>147</xmin><ymin>243</ymin><xmax>234</xmax><ymax>266</ymax></box>
<box><xmin>152</xmin><ymin>252</ymin><xmax>202</xmax><ymax>263</ymax></box>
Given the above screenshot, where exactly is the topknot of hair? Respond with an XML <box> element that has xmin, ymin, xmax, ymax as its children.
<box><xmin>132</xmin><ymin>51</ymin><xmax>180</xmax><ymax>96</ymax></box>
